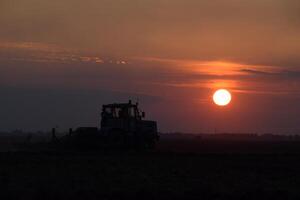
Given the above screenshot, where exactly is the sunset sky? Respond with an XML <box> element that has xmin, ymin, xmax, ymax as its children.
<box><xmin>1</xmin><ymin>0</ymin><xmax>300</xmax><ymax>133</ymax></box>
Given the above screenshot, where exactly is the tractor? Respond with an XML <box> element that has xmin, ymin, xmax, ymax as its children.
<box><xmin>100</xmin><ymin>100</ymin><xmax>159</xmax><ymax>148</ymax></box>
<box><xmin>58</xmin><ymin>100</ymin><xmax>159</xmax><ymax>150</ymax></box>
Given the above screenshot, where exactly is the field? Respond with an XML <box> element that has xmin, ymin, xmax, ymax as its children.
<box><xmin>1</xmin><ymin>136</ymin><xmax>300</xmax><ymax>199</ymax></box>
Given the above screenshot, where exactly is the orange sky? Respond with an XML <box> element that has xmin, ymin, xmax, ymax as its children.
<box><xmin>0</xmin><ymin>0</ymin><xmax>300</xmax><ymax>133</ymax></box>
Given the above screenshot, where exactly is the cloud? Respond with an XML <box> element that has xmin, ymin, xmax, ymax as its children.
<box><xmin>241</xmin><ymin>68</ymin><xmax>300</xmax><ymax>79</ymax></box>
<box><xmin>0</xmin><ymin>0</ymin><xmax>300</xmax><ymax>68</ymax></box>
<box><xmin>0</xmin><ymin>41</ymin><xmax>127</xmax><ymax>65</ymax></box>
<box><xmin>0</xmin><ymin>86</ymin><xmax>161</xmax><ymax>131</ymax></box>
<box><xmin>2</xmin><ymin>44</ymin><xmax>300</xmax><ymax>98</ymax></box>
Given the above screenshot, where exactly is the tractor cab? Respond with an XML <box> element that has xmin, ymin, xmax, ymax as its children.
<box><xmin>100</xmin><ymin>100</ymin><xmax>158</xmax><ymax>147</ymax></box>
<box><xmin>101</xmin><ymin>100</ymin><xmax>144</xmax><ymax>122</ymax></box>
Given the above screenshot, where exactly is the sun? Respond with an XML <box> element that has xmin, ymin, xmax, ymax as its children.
<box><xmin>213</xmin><ymin>89</ymin><xmax>232</xmax><ymax>106</ymax></box>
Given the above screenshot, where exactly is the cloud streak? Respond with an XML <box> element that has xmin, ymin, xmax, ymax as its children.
<box><xmin>1</xmin><ymin>43</ymin><xmax>300</xmax><ymax>99</ymax></box>
<box><xmin>0</xmin><ymin>41</ymin><xmax>128</xmax><ymax>65</ymax></box>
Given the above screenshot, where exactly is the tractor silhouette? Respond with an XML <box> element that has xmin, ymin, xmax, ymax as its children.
<box><xmin>57</xmin><ymin>100</ymin><xmax>159</xmax><ymax>150</ymax></box>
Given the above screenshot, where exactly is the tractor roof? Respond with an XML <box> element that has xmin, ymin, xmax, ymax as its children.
<box><xmin>102</xmin><ymin>101</ymin><xmax>138</xmax><ymax>109</ymax></box>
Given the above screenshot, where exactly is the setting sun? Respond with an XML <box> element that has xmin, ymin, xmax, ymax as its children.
<box><xmin>213</xmin><ymin>89</ymin><xmax>232</xmax><ymax>106</ymax></box>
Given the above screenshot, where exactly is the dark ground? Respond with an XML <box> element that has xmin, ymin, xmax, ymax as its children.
<box><xmin>1</xmin><ymin>137</ymin><xmax>300</xmax><ymax>200</ymax></box>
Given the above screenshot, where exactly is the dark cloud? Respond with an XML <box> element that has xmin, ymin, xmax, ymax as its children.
<box><xmin>241</xmin><ymin>68</ymin><xmax>300</xmax><ymax>80</ymax></box>
<box><xmin>0</xmin><ymin>86</ymin><xmax>161</xmax><ymax>131</ymax></box>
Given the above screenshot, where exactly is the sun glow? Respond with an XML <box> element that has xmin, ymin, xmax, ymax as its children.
<box><xmin>213</xmin><ymin>89</ymin><xmax>232</xmax><ymax>106</ymax></box>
